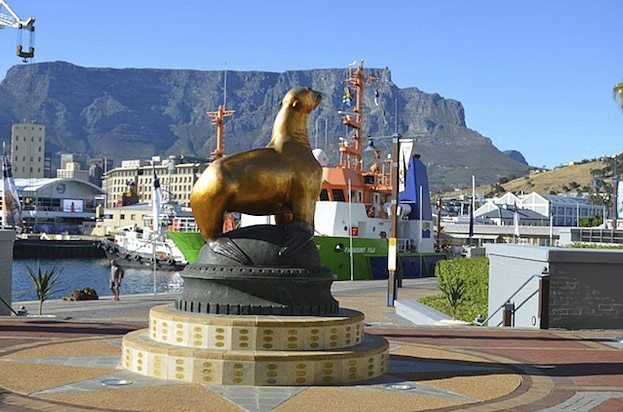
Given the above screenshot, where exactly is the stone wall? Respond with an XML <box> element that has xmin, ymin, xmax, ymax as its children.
<box><xmin>0</xmin><ymin>230</ymin><xmax>15</xmax><ymax>316</ymax></box>
<box><xmin>486</xmin><ymin>244</ymin><xmax>623</xmax><ymax>330</ymax></box>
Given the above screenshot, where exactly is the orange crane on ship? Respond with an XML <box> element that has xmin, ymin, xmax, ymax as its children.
<box><xmin>206</xmin><ymin>69</ymin><xmax>235</xmax><ymax>160</ymax></box>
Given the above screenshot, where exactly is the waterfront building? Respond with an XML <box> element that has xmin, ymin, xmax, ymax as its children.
<box><xmin>102</xmin><ymin>156</ymin><xmax>209</xmax><ymax>208</ymax></box>
<box><xmin>475</xmin><ymin>191</ymin><xmax>603</xmax><ymax>226</ymax></box>
<box><xmin>10</xmin><ymin>122</ymin><xmax>45</xmax><ymax>179</ymax></box>
<box><xmin>0</xmin><ymin>178</ymin><xmax>106</xmax><ymax>234</ymax></box>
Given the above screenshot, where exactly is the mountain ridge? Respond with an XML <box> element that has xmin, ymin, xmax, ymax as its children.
<box><xmin>0</xmin><ymin>61</ymin><xmax>530</xmax><ymax>191</ymax></box>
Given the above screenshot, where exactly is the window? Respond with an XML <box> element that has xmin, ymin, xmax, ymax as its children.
<box><xmin>130</xmin><ymin>214</ymin><xmax>136</xmax><ymax>220</ymax></box>
<box><xmin>331</xmin><ymin>189</ymin><xmax>345</xmax><ymax>201</ymax></box>
<box><xmin>120</xmin><ymin>214</ymin><xmax>126</xmax><ymax>220</ymax></box>
<box><xmin>319</xmin><ymin>189</ymin><xmax>329</xmax><ymax>201</ymax></box>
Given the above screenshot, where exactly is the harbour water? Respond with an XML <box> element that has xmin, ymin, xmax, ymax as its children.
<box><xmin>12</xmin><ymin>258</ymin><xmax>184</xmax><ymax>302</ymax></box>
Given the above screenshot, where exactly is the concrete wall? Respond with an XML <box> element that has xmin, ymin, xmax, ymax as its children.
<box><xmin>486</xmin><ymin>245</ymin><xmax>546</xmax><ymax>328</ymax></box>
<box><xmin>487</xmin><ymin>244</ymin><xmax>623</xmax><ymax>329</ymax></box>
<box><xmin>0</xmin><ymin>230</ymin><xmax>15</xmax><ymax>316</ymax></box>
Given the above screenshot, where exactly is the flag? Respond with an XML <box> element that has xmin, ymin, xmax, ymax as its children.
<box><xmin>398</xmin><ymin>140</ymin><xmax>413</xmax><ymax>192</ymax></box>
<box><xmin>513</xmin><ymin>203</ymin><xmax>520</xmax><ymax>237</ymax></box>
<box><xmin>152</xmin><ymin>166</ymin><xmax>162</xmax><ymax>232</ymax></box>
<box><xmin>2</xmin><ymin>148</ymin><xmax>22</xmax><ymax>230</ymax></box>
<box><xmin>342</xmin><ymin>86</ymin><xmax>353</xmax><ymax>107</ymax></box>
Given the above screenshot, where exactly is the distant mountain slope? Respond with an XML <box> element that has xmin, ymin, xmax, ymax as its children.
<box><xmin>499</xmin><ymin>160</ymin><xmax>607</xmax><ymax>195</ymax></box>
<box><xmin>445</xmin><ymin>160</ymin><xmax>608</xmax><ymax>198</ymax></box>
<box><xmin>504</xmin><ymin>150</ymin><xmax>528</xmax><ymax>165</ymax></box>
<box><xmin>0</xmin><ymin>61</ymin><xmax>529</xmax><ymax>191</ymax></box>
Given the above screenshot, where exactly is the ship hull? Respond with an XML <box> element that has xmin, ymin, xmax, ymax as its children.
<box><xmin>98</xmin><ymin>240</ymin><xmax>184</xmax><ymax>271</ymax></box>
<box><xmin>167</xmin><ymin>232</ymin><xmax>444</xmax><ymax>280</ymax></box>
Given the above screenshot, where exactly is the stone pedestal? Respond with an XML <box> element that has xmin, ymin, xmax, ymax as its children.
<box><xmin>122</xmin><ymin>304</ymin><xmax>389</xmax><ymax>385</ymax></box>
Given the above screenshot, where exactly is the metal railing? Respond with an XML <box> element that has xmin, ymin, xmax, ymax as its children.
<box><xmin>475</xmin><ymin>267</ymin><xmax>550</xmax><ymax>327</ymax></box>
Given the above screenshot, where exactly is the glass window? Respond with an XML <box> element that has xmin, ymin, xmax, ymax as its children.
<box><xmin>331</xmin><ymin>189</ymin><xmax>345</xmax><ymax>201</ymax></box>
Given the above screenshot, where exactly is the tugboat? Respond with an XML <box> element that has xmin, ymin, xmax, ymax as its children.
<box><xmin>98</xmin><ymin>224</ymin><xmax>187</xmax><ymax>271</ymax></box>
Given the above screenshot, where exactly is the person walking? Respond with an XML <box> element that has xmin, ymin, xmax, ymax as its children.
<box><xmin>109</xmin><ymin>259</ymin><xmax>123</xmax><ymax>301</ymax></box>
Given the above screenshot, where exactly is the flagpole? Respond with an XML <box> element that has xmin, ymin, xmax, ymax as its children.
<box><xmin>151</xmin><ymin>163</ymin><xmax>162</xmax><ymax>295</ymax></box>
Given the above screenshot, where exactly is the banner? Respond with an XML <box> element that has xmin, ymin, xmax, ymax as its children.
<box><xmin>618</xmin><ymin>181</ymin><xmax>623</xmax><ymax>219</ymax></box>
<box><xmin>398</xmin><ymin>140</ymin><xmax>413</xmax><ymax>192</ymax></box>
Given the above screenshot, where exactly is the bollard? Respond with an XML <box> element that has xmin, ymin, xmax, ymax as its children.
<box><xmin>502</xmin><ymin>302</ymin><xmax>515</xmax><ymax>327</ymax></box>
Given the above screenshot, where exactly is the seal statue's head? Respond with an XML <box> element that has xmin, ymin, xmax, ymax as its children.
<box><xmin>270</xmin><ymin>87</ymin><xmax>322</xmax><ymax>146</ymax></box>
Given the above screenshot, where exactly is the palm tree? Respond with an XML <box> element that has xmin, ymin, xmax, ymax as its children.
<box><xmin>26</xmin><ymin>263</ymin><xmax>63</xmax><ymax>315</ymax></box>
<box><xmin>613</xmin><ymin>82</ymin><xmax>623</xmax><ymax>110</ymax></box>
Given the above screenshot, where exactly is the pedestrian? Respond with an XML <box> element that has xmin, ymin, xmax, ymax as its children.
<box><xmin>109</xmin><ymin>259</ymin><xmax>123</xmax><ymax>301</ymax></box>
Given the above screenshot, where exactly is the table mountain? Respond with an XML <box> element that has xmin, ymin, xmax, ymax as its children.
<box><xmin>0</xmin><ymin>61</ymin><xmax>529</xmax><ymax>191</ymax></box>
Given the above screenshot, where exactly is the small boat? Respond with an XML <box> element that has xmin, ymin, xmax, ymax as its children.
<box><xmin>98</xmin><ymin>225</ymin><xmax>187</xmax><ymax>271</ymax></box>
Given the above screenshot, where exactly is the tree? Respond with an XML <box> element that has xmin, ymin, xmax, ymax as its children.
<box><xmin>26</xmin><ymin>263</ymin><xmax>63</xmax><ymax>316</ymax></box>
<box><xmin>614</xmin><ymin>82</ymin><xmax>623</xmax><ymax>110</ymax></box>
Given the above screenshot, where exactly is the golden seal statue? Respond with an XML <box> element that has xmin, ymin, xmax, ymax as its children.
<box><xmin>190</xmin><ymin>87</ymin><xmax>322</xmax><ymax>257</ymax></box>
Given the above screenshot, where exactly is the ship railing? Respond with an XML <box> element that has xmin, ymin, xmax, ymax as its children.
<box><xmin>398</xmin><ymin>238</ymin><xmax>414</xmax><ymax>253</ymax></box>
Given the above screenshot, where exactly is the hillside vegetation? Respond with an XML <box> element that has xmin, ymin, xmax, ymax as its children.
<box><xmin>445</xmin><ymin>160</ymin><xmax>609</xmax><ymax>198</ymax></box>
<box><xmin>497</xmin><ymin>160</ymin><xmax>608</xmax><ymax>195</ymax></box>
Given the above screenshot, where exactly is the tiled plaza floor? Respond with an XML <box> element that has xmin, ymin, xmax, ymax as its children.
<box><xmin>0</xmin><ymin>280</ymin><xmax>621</xmax><ymax>411</ymax></box>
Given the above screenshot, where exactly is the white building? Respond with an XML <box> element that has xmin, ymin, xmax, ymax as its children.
<box><xmin>475</xmin><ymin>192</ymin><xmax>603</xmax><ymax>227</ymax></box>
<box><xmin>57</xmin><ymin>161</ymin><xmax>89</xmax><ymax>181</ymax></box>
<box><xmin>102</xmin><ymin>156</ymin><xmax>209</xmax><ymax>208</ymax></box>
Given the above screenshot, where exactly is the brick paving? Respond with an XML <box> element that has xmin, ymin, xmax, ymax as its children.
<box><xmin>0</xmin><ymin>279</ymin><xmax>621</xmax><ymax>411</ymax></box>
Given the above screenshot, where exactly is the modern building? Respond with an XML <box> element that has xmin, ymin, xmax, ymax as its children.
<box><xmin>102</xmin><ymin>156</ymin><xmax>209</xmax><ymax>208</ymax></box>
<box><xmin>475</xmin><ymin>192</ymin><xmax>604</xmax><ymax>227</ymax></box>
<box><xmin>10</xmin><ymin>122</ymin><xmax>46</xmax><ymax>179</ymax></box>
<box><xmin>57</xmin><ymin>161</ymin><xmax>89</xmax><ymax>181</ymax></box>
<box><xmin>0</xmin><ymin>178</ymin><xmax>107</xmax><ymax>234</ymax></box>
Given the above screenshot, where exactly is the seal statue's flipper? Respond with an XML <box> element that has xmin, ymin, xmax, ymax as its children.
<box><xmin>279</xmin><ymin>229</ymin><xmax>314</xmax><ymax>257</ymax></box>
<box><xmin>208</xmin><ymin>238</ymin><xmax>254</xmax><ymax>265</ymax></box>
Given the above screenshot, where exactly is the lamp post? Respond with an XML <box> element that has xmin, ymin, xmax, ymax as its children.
<box><xmin>387</xmin><ymin>134</ymin><xmax>400</xmax><ymax>307</ymax></box>
<box><xmin>364</xmin><ymin>133</ymin><xmax>407</xmax><ymax>307</ymax></box>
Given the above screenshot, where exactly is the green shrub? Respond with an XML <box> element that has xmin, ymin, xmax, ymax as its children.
<box><xmin>419</xmin><ymin>257</ymin><xmax>489</xmax><ymax>322</ymax></box>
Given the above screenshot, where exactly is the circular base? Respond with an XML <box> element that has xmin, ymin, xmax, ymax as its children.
<box><xmin>149</xmin><ymin>304</ymin><xmax>365</xmax><ymax>350</ymax></box>
<box><xmin>123</xmin><ymin>329</ymin><xmax>388</xmax><ymax>386</ymax></box>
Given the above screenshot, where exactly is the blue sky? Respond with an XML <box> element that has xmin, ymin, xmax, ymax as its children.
<box><xmin>0</xmin><ymin>1</ymin><xmax>621</xmax><ymax>168</ymax></box>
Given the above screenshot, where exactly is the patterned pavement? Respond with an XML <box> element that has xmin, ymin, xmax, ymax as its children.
<box><xmin>0</xmin><ymin>283</ymin><xmax>621</xmax><ymax>411</ymax></box>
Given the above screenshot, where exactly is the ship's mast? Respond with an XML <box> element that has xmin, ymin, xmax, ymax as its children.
<box><xmin>207</xmin><ymin>69</ymin><xmax>235</xmax><ymax>159</ymax></box>
<box><xmin>339</xmin><ymin>59</ymin><xmax>378</xmax><ymax>171</ymax></box>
